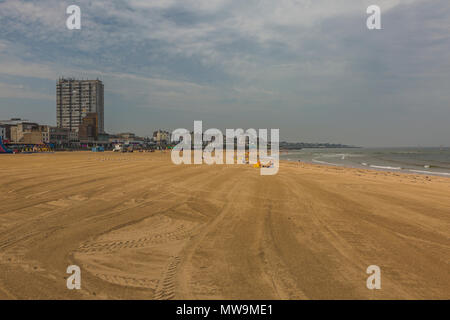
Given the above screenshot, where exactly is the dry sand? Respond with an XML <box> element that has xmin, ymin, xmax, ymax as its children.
<box><xmin>0</xmin><ymin>151</ymin><xmax>449</xmax><ymax>299</ymax></box>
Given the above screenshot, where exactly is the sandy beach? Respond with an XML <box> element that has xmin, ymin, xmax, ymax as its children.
<box><xmin>0</xmin><ymin>151</ymin><xmax>449</xmax><ymax>299</ymax></box>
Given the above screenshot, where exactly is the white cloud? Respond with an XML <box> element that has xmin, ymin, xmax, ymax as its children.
<box><xmin>0</xmin><ymin>82</ymin><xmax>53</xmax><ymax>100</ymax></box>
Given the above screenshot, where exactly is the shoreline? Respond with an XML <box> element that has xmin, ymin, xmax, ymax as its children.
<box><xmin>281</xmin><ymin>147</ymin><xmax>450</xmax><ymax>177</ymax></box>
<box><xmin>281</xmin><ymin>159</ymin><xmax>450</xmax><ymax>185</ymax></box>
<box><xmin>282</xmin><ymin>158</ymin><xmax>450</xmax><ymax>178</ymax></box>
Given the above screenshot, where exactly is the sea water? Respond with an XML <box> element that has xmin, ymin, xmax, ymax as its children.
<box><xmin>280</xmin><ymin>147</ymin><xmax>450</xmax><ymax>177</ymax></box>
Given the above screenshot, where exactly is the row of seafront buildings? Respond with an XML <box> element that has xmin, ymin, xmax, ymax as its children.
<box><xmin>0</xmin><ymin>117</ymin><xmax>172</xmax><ymax>148</ymax></box>
<box><xmin>0</xmin><ymin>78</ymin><xmax>105</xmax><ymax>147</ymax></box>
<box><xmin>0</xmin><ymin>78</ymin><xmax>173</xmax><ymax>149</ymax></box>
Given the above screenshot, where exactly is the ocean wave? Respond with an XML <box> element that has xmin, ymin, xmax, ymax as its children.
<box><xmin>409</xmin><ymin>170</ymin><xmax>450</xmax><ymax>176</ymax></box>
<box><xmin>312</xmin><ymin>159</ymin><xmax>339</xmax><ymax>166</ymax></box>
<box><xmin>369</xmin><ymin>165</ymin><xmax>402</xmax><ymax>170</ymax></box>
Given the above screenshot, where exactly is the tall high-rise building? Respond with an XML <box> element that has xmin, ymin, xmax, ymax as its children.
<box><xmin>56</xmin><ymin>78</ymin><xmax>104</xmax><ymax>133</ymax></box>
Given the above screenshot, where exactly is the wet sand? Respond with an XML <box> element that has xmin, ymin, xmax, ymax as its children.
<box><xmin>0</xmin><ymin>151</ymin><xmax>449</xmax><ymax>299</ymax></box>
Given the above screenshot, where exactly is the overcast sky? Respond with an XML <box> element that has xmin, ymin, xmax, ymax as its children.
<box><xmin>0</xmin><ymin>0</ymin><xmax>449</xmax><ymax>146</ymax></box>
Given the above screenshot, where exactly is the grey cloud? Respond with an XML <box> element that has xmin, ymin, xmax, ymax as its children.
<box><xmin>0</xmin><ymin>0</ymin><xmax>449</xmax><ymax>146</ymax></box>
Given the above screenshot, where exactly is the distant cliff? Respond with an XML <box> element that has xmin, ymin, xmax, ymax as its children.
<box><xmin>280</xmin><ymin>141</ymin><xmax>358</xmax><ymax>150</ymax></box>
